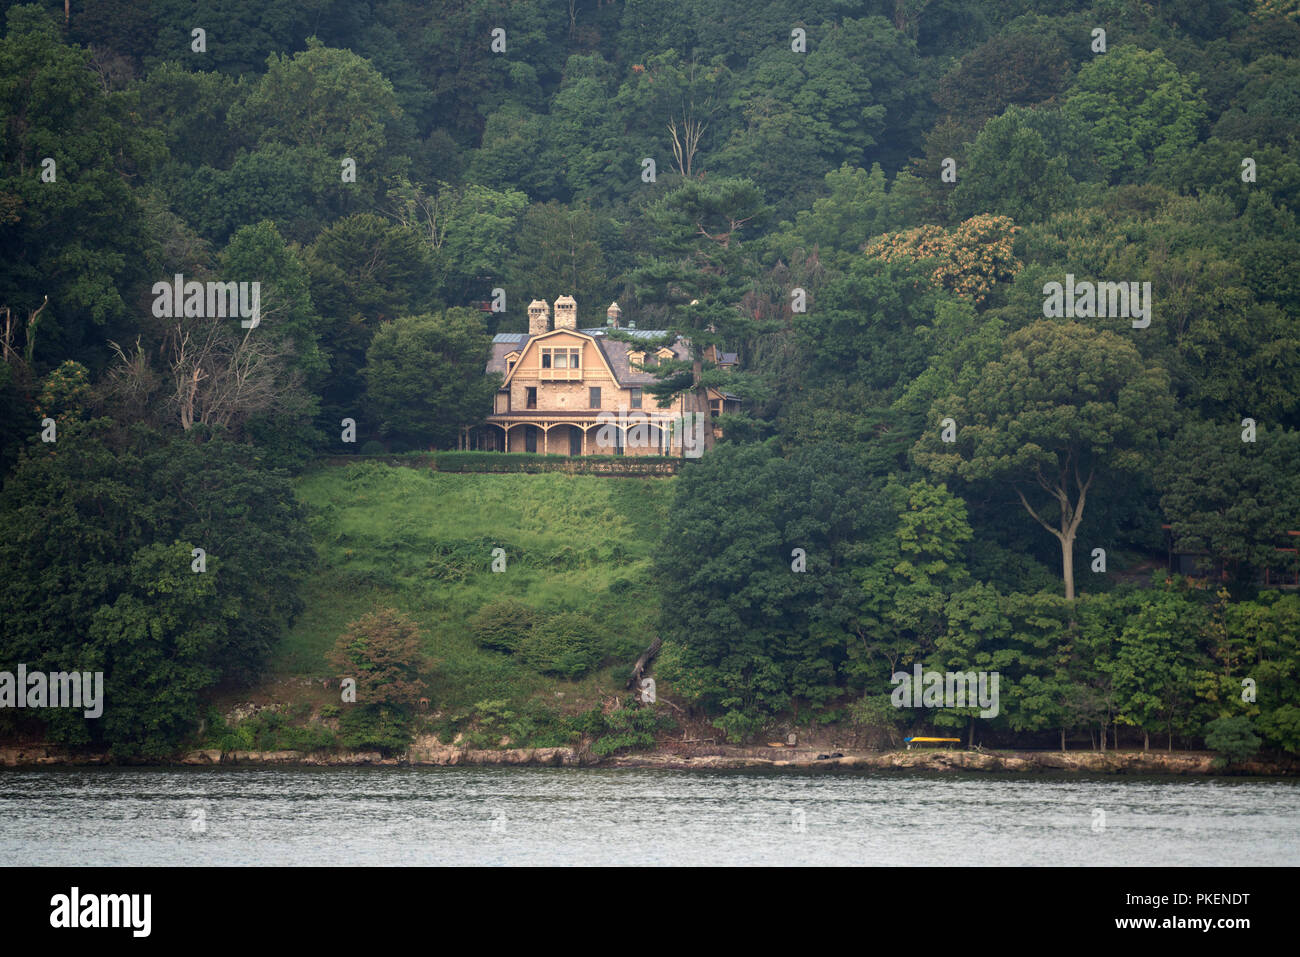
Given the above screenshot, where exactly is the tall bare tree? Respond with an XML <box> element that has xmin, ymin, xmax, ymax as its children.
<box><xmin>105</xmin><ymin>297</ymin><xmax>306</xmax><ymax>435</ymax></box>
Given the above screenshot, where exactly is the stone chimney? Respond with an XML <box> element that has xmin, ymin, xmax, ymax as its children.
<box><xmin>606</xmin><ymin>302</ymin><xmax>622</xmax><ymax>328</ymax></box>
<box><xmin>554</xmin><ymin>295</ymin><xmax>577</xmax><ymax>330</ymax></box>
<box><xmin>527</xmin><ymin>299</ymin><xmax>550</xmax><ymax>336</ymax></box>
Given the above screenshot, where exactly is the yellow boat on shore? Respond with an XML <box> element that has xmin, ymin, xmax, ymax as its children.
<box><xmin>904</xmin><ymin>736</ymin><xmax>962</xmax><ymax>750</ymax></box>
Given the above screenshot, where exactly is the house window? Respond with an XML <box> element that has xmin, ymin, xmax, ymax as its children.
<box><xmin>630</xmin><ymin>388</ymin><xmax>642</xmax><ymax>409</ymax></box>
<box><xmin>541</xmin><ymin>348</ymin><xmax>581</xmax><ymax>371</ymax></box>
<box><xmin>526</xmin><ymin>387</ymin><xmax>537</xmax><ymax>409</ymax></box>
<box><xmin>589</xmin><ymin>387</ymin><xmax>601</xmax><ymax>408</ymax></box>
<box><xmin>507</xmin><ymin>360</ymin><xmax>516</xmax><ymax>374</ymax></box>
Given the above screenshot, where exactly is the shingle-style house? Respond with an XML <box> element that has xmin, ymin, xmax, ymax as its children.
<box><xmin>462</xmin><ymin>296</ymin><xmax>739</xmax><ymax>456</ymax></box>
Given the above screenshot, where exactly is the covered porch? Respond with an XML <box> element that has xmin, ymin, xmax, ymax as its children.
<box><xmin>462</xmin><ymin>413</ymin><xmax>686</xmax><ymax>456</ymax></box>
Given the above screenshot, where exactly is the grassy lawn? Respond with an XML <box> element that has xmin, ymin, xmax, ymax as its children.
<box><xmin>275</xmin><ymin>461</ymin><xmax>675</xmax><ymax>714</ymax></box>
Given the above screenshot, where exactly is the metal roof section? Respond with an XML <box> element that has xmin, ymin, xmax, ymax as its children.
<box><xmin>486</xmin><ymin>328</ymin><xmax>690</xmax><ymax>386</ymax></box>
<box><xmin>492</xmin><ymin>328</ymin><xmax>672</xmax><ymax>342</ymax></box>
<box><xmin>581</xmin><ymin>327</ymin><xmax>673</xmax><ymax>339</ymax></box>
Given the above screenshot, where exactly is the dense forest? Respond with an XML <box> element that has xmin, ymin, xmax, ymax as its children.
<box><xmin>1</xmin><ymin>0</ymin><xmax>1298</xmax><ymax>760</ymax></box>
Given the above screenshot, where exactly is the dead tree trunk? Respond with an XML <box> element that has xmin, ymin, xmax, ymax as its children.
<box><xmin>627</xmin><ymin>637</ymin><xmax>663</xmax><ymax>690</ymax></box>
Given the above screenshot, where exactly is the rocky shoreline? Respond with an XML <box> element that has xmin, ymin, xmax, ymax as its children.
<box><xmin>2</xmin><ymin>738</ymin><xmax>1295</xmax><ymax>775</ymax></box>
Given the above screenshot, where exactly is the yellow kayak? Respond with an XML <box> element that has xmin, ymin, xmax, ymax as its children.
<box><xmin>904</xmin><ymin>736</ymin><xmax>962</xmax><ymax>749</ymax></box>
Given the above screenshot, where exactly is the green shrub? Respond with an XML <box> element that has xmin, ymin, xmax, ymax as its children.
<box><xmin>1204</xmin><ymin>715</ymin><xmax>1262</xmax><ymax>764</ymax></box>
<box><xmin>570</xmin><ymin>707</ymin><xmax>607</xmax><ymax>738</ymax></box>
<box><xmin>469</xmin><ymin>599</ymin><xmax>539</xmax><ymax>653</ymax></box>
<box><xmin>590</xmin><ymin>702</ymin><xmax>675</xmax><ymax>756</ymax></box>
<box><xmin>199</xmin><ymin>708</ymin><xmax>340</xmax><ymax>753</ymax></box>
<box><xmin>518</xmin><ymin>611</ymin><xmax>602</xmax><ymax>678</ymax></box>
<box><xmin>359</xmin><ymin>440</ymin><xmax>387</xmax><ymax>455</ymax></box>
<box><xmin>432</xmin><ymin>451</ymin><xmax>678</xmax><ymax>475</ymax></box>
<box><xmin>338</xmin><ymin>706</ymin><xmax>414</xmax><ymax>754</ymax></box>
<box><xmin>713</xmin><ymin>709</ymin><xmax>766</xmax><ymax>745</ymax></box>
<box><xmin>505</xmin><ymin>699</ymin><xmax>575</xmax><ymax>748</ymax></box>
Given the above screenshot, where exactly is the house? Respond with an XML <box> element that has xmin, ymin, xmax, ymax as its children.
<box><xmin>462</xmin><ymin>296</ymin><xmax>740</xmax><ymax>455</ymax></box>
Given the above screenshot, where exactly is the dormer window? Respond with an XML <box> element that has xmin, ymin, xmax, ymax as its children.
<box><xmin>542</xmin><ymin>347</ymin><xmax>580</xmax><ymax>369</ymax></box>
<box><xmin>539</xmin><ymin>346</ymin><xmax>582</xmax><ymax>380</ymax></box>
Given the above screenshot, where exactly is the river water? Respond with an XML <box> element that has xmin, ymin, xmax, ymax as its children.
<box><xmin>1</xmin><ymin>767</ymin><xmax>1296</xmax><ymax>866</ymax></box>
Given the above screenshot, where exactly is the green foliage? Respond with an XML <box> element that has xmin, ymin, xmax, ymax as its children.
<box><xmin>1204</xmin><ymin>715</ymin><xmax>1262</xmax><ymax>763</ymax></box>
<box><xmin>461</xmin><ymin>697</ymin><xmax>577</xmax><ymax>749</ymax></box>
<box><xmin>0</xmin><ymin>422</ymin><xmax>313</xmax><ymax>754</ymax></box>
<box><xmin>712</xmin><ymin>17</ymin><xmax>927</xmax><ymax>213</ymax></box>
<box><xmin>307</xmin><ymin>212</ymin><xmax>438</xmax><ymax>424</ymax></box>
<box><xmin>1064</xmin><ymin>45</ymin><xmax>1208</xmax><ymax>184</ymax></box>
<box><xmin>337</xmin><ymin>705</ymin><xmax>412</xmax><ymax>754</ymax></box>
<box><xmin>914</xmin><ymin>320</ymin><xmax>1175</xmax><ymax>598</ymax></box>
<box><xmin>362</xmin><ymin>309</ymin><xmax>499</xmax><ymax>449</ymax></box>
<box><xmin>1156</xmin><ymin>421</ymin><xmax>1300</xmax><ymax>580</ymax></box>
<box><xmin>952</xmin><ymin>107</ymin><xmax>1080</xmax><ymax>223</ymax></box>
<box><xmin>934</xmin><ymin>29</ymin><xmax>1074</xmax><ymax>120</ymax></box>
<box><xmin>507</xmin><ymin>201</ymin><xmax>611</xmax><ymax>306</ymax></box>
<box><xmin>1109</xmin><ymin>588</ymin><xmax>1211</xmax><ymax>748</ymax></box>
<box><xmin>470</xmin><ymin>600</ymin><xmax>538</xmax><ymax>654</ymax></box>
<box><xmin>589</xmin><ymin>702</ymin><xmax>676</xmax><ymax>757</ymax></box>
<box><xmin>228</xmin><ymin>38</ymin><xmax>405</xmax><ymax>178</ymax></box>
<box><xmin>0</xmin><ymin>5</ymin><xmax>161</xmax><ymax>370</ymax></box>
<box><xmin>517</xmin><ymin>611</ymin><xmax>603</xmax><ymax>679</ymax></box>
<box><xmin>3</xmin><ymin>0</ymin><xmax>1299</xmax><ymax>762</ymax></box>
<box><xmin>432</xmin><ymin>451</ymin><xmax>679</xmax><ymax>474</ymax></box>
<box><xmin>768</xmin><ymin>163</ymin><xmax>897</xmax><ymax>270</ymax></box>
<box><xmin>283</xmin><ymin>464</ymin><xmax>671</xmax><ymax>712</ymax></box>
<box><xmin>204</xmin><ymin>708</ymin><xmax>338</xmax><ymax>752</ymax></box>
<box><xmin>656</xmin><ymin>440</ymin><xmax>888</xmax><ymax>739</ymax></box>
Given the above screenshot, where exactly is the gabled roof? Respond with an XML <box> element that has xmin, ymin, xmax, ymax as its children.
<box><xmin>486</xmin><ymin>328</ymin><xmax>692</xmax><ymax>387</ymax></box>
<box><xmin>497</xmin><ymin>326</ymin><xmax>621</xmax><ymax>389</ymax></box>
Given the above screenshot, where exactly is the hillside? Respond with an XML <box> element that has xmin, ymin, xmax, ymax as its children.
<box><xmin>274</xmin><ymin>462</ymin><xmax>674</xmax><ymax>719</ymax></box>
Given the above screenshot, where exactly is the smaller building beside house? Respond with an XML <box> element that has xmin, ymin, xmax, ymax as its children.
<box><xmin>463</xmin><ymin>296</ymin><xmax>740</xmax><ymax>456</ymax></box>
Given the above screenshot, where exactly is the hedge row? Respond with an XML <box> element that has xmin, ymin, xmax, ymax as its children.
<box><xmin>432</xmin><ymin>451</ymin><xmax>681</xmax><ymax>475</ymax></box>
